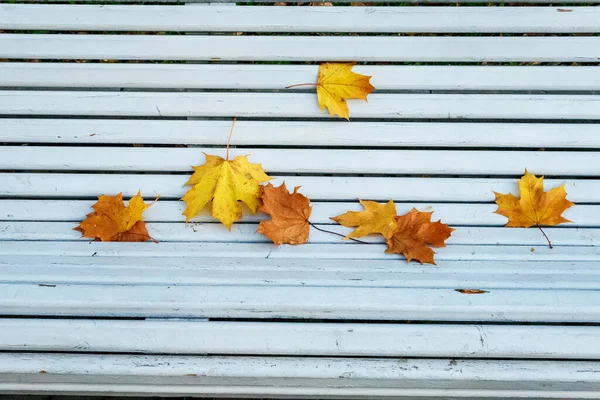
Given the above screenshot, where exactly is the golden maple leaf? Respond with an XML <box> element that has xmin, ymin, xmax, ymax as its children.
<box><xmin>385</xmin><ymin>208</ymin><xmax>454</xmax><ymax>265</ymax></box>
<box><xmin>182</xmin><ymin>154</ymin><xmax>272</xmax><ymax>229</ymax></box>
<box><xmin>493</xmin><ymin>169</ymin><xmax>574</xmax><ymax>248</ymax></box>
<box><xmin>74</xmin><ymin>192</ymin><xmax>156</xmax><ymax>242</ymax></box>
<box><xmin>288</xmin><ymin>63</ymin><xmax>375</xmax><ymax>120</ymax></box>
<box><xmin>330</xmin><ymin>199</ymin><xmax>397</xmax><ymax>239</ymax></box>
<box><xmin>257</xmin><ymin>182</ymin><xmax>312</xmax><ymax>245</ymax></box>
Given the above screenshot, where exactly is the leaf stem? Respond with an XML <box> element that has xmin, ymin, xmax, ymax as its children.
<box><xmin>226</xmin><ymin>117</ymin><xmax>236</xmax><ymax>161</ymax></box>
<box><xmin>308</xmin><ymin>221</ymin><xmax>371</xmax><ymax>244</ymax></box>
<box><xmin>286</xmin><ymin>83</ymin><xmax>319</xmax><ymax>89</ymax></box>
<box><xmin>536</xmin><ymin>223</ymin><xmax>553</xmax><ymax>249</ymax></box>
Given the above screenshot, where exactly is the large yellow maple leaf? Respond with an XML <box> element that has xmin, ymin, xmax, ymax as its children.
<box><xmin>493</xmin><ymin>170</ymin><xmax>574</xmax><ymax>248</ymax></box>
<box><xmin>330</xmin><ymin>199</ymin><xmax>397</xmax><ymax>239</ymax></box>
<box><xmin>182</xmin><ymin>154</ymin><xmax>272</xmax><ymax>229</ymax></box>
<box><xmin>75</xmin><ymin>192</ymin><xmax>155</xmax><ymax>242</ymax></box>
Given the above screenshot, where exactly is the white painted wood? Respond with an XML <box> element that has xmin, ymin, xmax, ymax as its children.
<box><xmin>2</xmin><ymin>91</ymin><xmax>600</xmax><ymax>120</ymax></box>
<box><xmin>2</xmin><ymin>221</ymin><xmax>597</xmax><ymax>247</ymax></box>
<box><xmin>4</xmin><ymin>5</ymin><xmax>600</xmax><ymax>33</ymax></box>
<box><xmin>2</xmin><ymin>319</ymin><xmax>599</xmax><ymax>358</ymax></box>
<box><xmin>4</xmin><ymin>64</ymin><xmax>600</xmax><ymax>91</ymax></box>
<box><xmin>4</xmin><ymin>146</ymin><xmax>599</xmax><ymax>175</ymax></box>
<box><xmin>0</xmin><ymin>200</ymin><xmax>592</xmax><ymax>227</ymax></box>
<box><xmin>3</xmin><ymin>119</ymin><xmax>600</xmax><ymax>148</ymax></box>
<box><xmin>1</xmin><ymin>241</ymin><xmax>599</xmax><ymax>262</ymax></box>
<box><xmin>2</xmin><ymin>256</ymin><xmax>600</xmax><ymax>289</ymax></box>
<box><xmin>2</xmin><ymin>35</ymin><xmax>599</xmax><ymax>62</ymax></box>
<box><xmin>1</xmin><ymin>354</ymin><xmax>599</xmax><ymax>397</ymax></box>
<box><xmin>1</xmin><ymin>282</ymin><xmax>600</xmax><ymax>321</ymax></box>
<box><xmin>2</xmin><ymin>173</ymin><xmax>598</xmax><ymax>202</ymax></box>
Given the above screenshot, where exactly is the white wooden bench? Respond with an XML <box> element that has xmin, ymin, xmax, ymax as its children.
<box><xmin>1</xmin><ymin>0</ymin><xmax>600</xmax><ymax>397</ymax></box>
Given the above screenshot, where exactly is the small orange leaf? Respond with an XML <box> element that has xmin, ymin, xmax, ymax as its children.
<box><xmin>257</xmin><ymin>182</ymin><xmax>312</xmax><ymax>245</ymax></box>
<box><xmin>75</xmin><ymin>192</ymin><xmax>156</xmax><ymax>242</ymax></box>
<box><xmin>385</xmin><ymin>208</ymin><xmax>454</xmax><ymax>265</ymax></box>
<box><xmin>330</xmin><ymin>199</ymin><xmax>397</xmax><ymax>239</ymax></box>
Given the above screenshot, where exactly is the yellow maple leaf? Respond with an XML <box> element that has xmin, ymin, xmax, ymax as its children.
<box><xmin>330</xmin><ymin>199</ymin><xmax>397</xmax><ymax>239</ymax></box>
<box><xmin>74</xmin><ymin>191</ymin><xmax>156</xmax><ymax>242</ymax></box>
<box><xmin>182</xmin><ymin>154</ymin><xmax>272</xmax><ymax>229</ymax></box>
<box><xmin>493</xmin><ymin>169</ymin><xmax>574</xmax><ymax>248</ymax></box>
<box><xmin>288</xmin><ymin>63</ymin><xmax>374</xmax><ymax>120</ymax></box>
<box><xmin>317</xmin><ymin>63</ymin><xmax>374</xmax><ymax>120</ymax></box>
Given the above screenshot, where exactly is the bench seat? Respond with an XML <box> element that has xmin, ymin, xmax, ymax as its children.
<box><xmin>0</xmin><ymin>1</ymin><xmax>599</xmax><ymax>398</ymax></box>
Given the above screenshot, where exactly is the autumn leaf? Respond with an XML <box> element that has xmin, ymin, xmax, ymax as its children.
<box><xmin>287</xmin><ymin>63</ymin><xmax>375</xmax><ymax>120</ymax></box>
<box><xmin>74</xmin><ymin>191</ymin><xmax>156</xmax><ymax>242</ymax></box>
<box><xmin>257</xmin><ymin>182</ymin><xmax>312</xmax><ymax>245</ymax></box>
<box><xmin>182</xmin><ymin>154</ymin><xmax>272</xmax><ymax>229</ymax></box>
<box><xmin>330</xmin><ymin>199</ymin><xmax>397</xmax><ymax>239</ymax></box>
<box><xmin>385</xmin><ymin>208</ymin><xmax>454</xmax><ymax>265</ymax></box>
<box><xmin>493</xmin><ymin>169</ymin><xmax>574</xmax><ymax>248</ymax></box>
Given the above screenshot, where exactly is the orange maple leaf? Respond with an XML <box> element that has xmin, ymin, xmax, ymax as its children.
<box><xmin>257</xmin><ymin>182</ymin><xmax>312</xmax><ymax>245</ymax></box>
<box><xmin>330</xmin><ymin>199</ymin><xmax>397</xmax><ymax>239</ymax></box>
<box><xmin>287</xmin><ymin>63</ymin><xmax>375</xmax><ymax>120</ymax></box>
<box><xmin>493</xmin><ymin>169</ymin><xmax>574</xmax><ymax>248</ymax></box>
<box><xmin>75</xmin><ymin>192</ymin><xmax>157</xmax><ymax>242</ymax></box>
<box><xmin>385</xmin><ymin>208</ymin><xmax>454</xmax><ymax>265</ymax></box>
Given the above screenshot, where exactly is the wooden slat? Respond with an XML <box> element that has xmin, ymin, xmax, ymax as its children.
<box><xmin>3</xmin><ymin>5</ymin><xmax>600</xmax><ymax>33</ymax></box>
<box><xmin>0</xmin><ymin>200</ymin><xmax>592</xmax><ymax>227</ymax></box>
<box><xmin>1</xmin><ymin>281</ymin><xmax>600</xmax><ymax>321</ymax></box>
<box><xmin>3</xmin><ymin>119</ymin><xmax>600</xmax><ymax>148</ymax></box>
<box><xmin>2</xmin><ymin>35</ymin><xmax>599</xmax><ymax>62</ymax></box>
<box><xmin>2</xmin><ymin>221</ymin><xmax>597</xmax><ymax>247</ymax></box>
<box><xmin>4</xmin><ymin>64</ymin><xmax>600</xmax><ymax>91</ymax></box>
<box><xmin>1</xmin><ymin>354</ymin><xmax>598</xmax><ymax>398</ymax></box>
<box><xmin>2</xmin><ymin>319</ymin><xmax>599</xmax><ymax>358</ymax></box>
<box><xmin>2</xmin><ymin>255</ymin><xmax>600</xmax><ymax>289</ymax></box>
<box><xmin>0</xmin><ymin>241</ymin><xmax>599</xmax><ymax>262</ymax></box>
<box><xmin>2</xmin><ymin>146</ymin><xmax>599</xmax><ymax>176</ymax></box>
<box><xmin>2</xmin><ymin>173</ymin><xmax>599</xmax><ymax>202</ymax></box>
<box><xmin>2</xmin><ymin>91</ymin><xmax>600</xmax><ymax>120</ymax></box>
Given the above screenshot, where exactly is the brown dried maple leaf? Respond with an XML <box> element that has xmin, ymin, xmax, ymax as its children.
<box><xmin>75</xmin><ymin>192</ymin><xmax>157</xmax><ymax>242</ymax></box>
<box><xmin>494</xmin><ymin>169</ymin><xmax>574</xmax><ymax>248</ymax></box>
<box><xmin>257</xmin><ymin>182</ymin><xmax>312</xmax><ymax>245</ymax></box>
<box><xmin>385</xmin><ymin>208</ymin><xmax>454</xmax><ymax>265</ymax></box>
